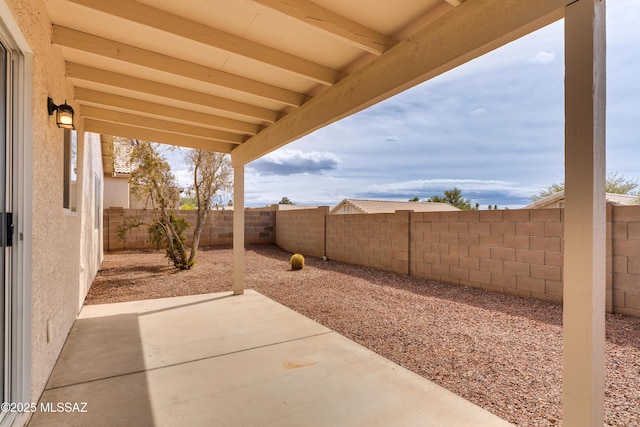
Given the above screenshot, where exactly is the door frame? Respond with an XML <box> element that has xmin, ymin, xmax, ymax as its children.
<box><xmin>0</xmin><ymin>1</ymin><xmax>33</xmax><ymax>423</ymax></box>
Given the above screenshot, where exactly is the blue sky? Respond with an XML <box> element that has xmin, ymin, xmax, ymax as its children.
<box><xmin>170</xmin><ymin>1</ymin><xmax>640</xmax><ymax>209</ymax></box>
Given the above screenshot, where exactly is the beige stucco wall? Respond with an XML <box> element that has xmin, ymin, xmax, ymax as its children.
<box><xmin>77</xmin><ymin>132</ymin><xmax>104</xmax><ymax>307</ymax></box>
<box><xmin>104</xmin><ymin>176</ymin><xmax>130</xmax><ymax>208</ymax></box>
<box><xmin>5</xmin><ymin>0</ymin><xmax>102</xmax><ymax>402</ymax></box>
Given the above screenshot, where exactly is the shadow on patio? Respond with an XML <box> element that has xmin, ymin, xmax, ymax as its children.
<box><xmin>28</xmin><ymin>290</ymin><xmax>511</xmax><ymax>426</ymax></box>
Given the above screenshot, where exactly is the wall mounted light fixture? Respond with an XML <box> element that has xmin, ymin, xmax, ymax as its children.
<box><xmin>47</xmin><ymin>97</ymin><xmax>75</xmax><ymax>129</ymax></box>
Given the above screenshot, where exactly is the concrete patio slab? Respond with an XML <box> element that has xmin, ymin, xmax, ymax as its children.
<box><xmin>28</xmin><ymin>290</ymin><xmax>512</xmax><ymax>426</ymax></box>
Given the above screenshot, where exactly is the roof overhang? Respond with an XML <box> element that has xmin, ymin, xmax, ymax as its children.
<box><xmin>45</xmin><ymin>0</ymin><xmax>571</xmax><ymax>167</ymax></box>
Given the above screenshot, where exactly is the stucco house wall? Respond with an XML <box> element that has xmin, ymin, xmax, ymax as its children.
<box><xmin>103</xmin><ymin>176</ymin><xmax>130</xmax><ymax>208</ymax></box>
<box><xmin>4</xmin><ymin>0</ymin><xmax>103</xmax><ymax>406</ymax></box>
<box><xmin>77</xmin><ymin>133</ymin><xmax>104</xmax><ymax>307</ymax></box>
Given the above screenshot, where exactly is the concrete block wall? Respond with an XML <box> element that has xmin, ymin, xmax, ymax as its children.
<box><xmin>104</xmin><ymin>208</ymin><xmax>274</xmax><ymax>251</ymax></box>
<box><xmin>104</xmin><ymin>204</ymin><xmax>640</xmax><ymax>317</ymax></box>
<box><xmin>326</xmin><ymin>213</ymin><xmax>392</xmax><ymax>272</ymax></box>
<box><xmin>289</xmin><ymin>205</ymin><xmax>639</xmax><ymax>315</ymax></box>
<box><xmin>246</xmin><ymin>210</ymin><xmax>277</xmax><ymax>245</ymax></box>
<box><xmin>611</xmin><ymin>205</ymin><xmax>640</xmax><ymax>317</ymax></box>
<box><xmin>276</xmin><ymin>206</ymin><xmax>329</xmax><ymax>258</ymax></box>
<box><xmin>410</xmin><ymin>209</ymin><xmax>566</xmax><ymax>305</ymax></box>
<box><xmin>325</xmin><ymin>210</ymin><xmax>411</xmax><ymax>275</ymax></box>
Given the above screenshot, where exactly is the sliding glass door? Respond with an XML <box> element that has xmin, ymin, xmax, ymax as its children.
<box><xmin>0</xmin><ymin>38</ymin><xmax>12</xmax><ymax>408</ymax></box>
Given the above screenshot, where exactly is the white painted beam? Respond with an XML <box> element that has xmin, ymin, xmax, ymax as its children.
<box><xmin>84</xmin><ymin>119</ymin><xmax>236</xmax><ymax>153</ymax></box>
<box><xmin>232</xmin><ymin>164</ymin><xmax>245</xmax><ymax>295</ymax></box>
<box><xmin>75</xmin><ymin>88</ymin><xmax>261</xmax><ymax>135</ymax></box>
<box><xmin>67</xmin><ymin>0</ymin><xmax>342</xmax><ymax>85</ymax></box>
<box><xmin>81</xmin><ymin>106</ymin><xmax>245</xmax><ymax>144</ymax></box>
<box><xmin>52</xmin><ymin>25</ymin><xmax>308</xmax><ymax>107</ymax></box>
<box><xmin>231</xmin><ymin>0</ymin><xmax>570</xmax><ymax>166</ymax></box>
<box><xmin>252</xmin><ymin>0</ymin><xmax>396</xmax><ymax>55</ymax></box>
<box><xmin>392</xmin><ymin>2</ymin><xmax>455</xmax><ymax>41</ymax></box>
<box><xmin>67</xmin><ymin>63</ymin><xmax>280</xmax><ymax>123</ymax></box>
<box><xmin>562</xmin><ymin>0</ymin><xmax>606</xmax><ymax>425</ymax></box>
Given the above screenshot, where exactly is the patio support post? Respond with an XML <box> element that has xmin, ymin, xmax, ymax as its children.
<box><xmin>563</xmin><ymin>0</ymin><xmax>606</xmax><ymax>426</ymax></box>
<box><xmin>232</xmin><ymin>163</ymin><xmax>245</xmax><ymax>295</ymax></box>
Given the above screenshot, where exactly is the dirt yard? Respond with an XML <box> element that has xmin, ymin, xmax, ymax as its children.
<box><xmin>86</xmin><ymin>245</ymin><xmax>640</xmax><ymax>427</ymax></box>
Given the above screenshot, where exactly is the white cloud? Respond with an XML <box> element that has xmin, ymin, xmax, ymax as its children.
<box><xmin>528</xmin><ymin>51</ymin><xmax>556</xmax><ymax>64</ymax></box>
<box><xmin>363</xmin><ymin>178</ymin><xmax>533</xmax><ymax>195</ymax></box>
<box><xmin>249</xmin><ymin>149</ymin><xmax>341</xmax><ymax>176</ymax></box>
<box><xmin>470</xmin><ymin>108</ymin><xmax>486</xmax><ymax>116</ymax></box>
<box><xmin>357</xmin><ymin>178</ymin><xmax>545</xmax><ymax>208</ymax></box>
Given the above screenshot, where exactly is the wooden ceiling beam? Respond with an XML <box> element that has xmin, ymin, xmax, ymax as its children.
<box><xmin>66</xmin><ymin>0</ymin><xmax>342</xmax><ymax>85</ymax></box>
<box><xmin>252</xmin><ymin>0</ymin><xmax>396</xmax><ymax>55</ymax></box>
<box><xmin>231</xmin><ymin>0</ymin><xmax>568</xmax><ymax>165</ymax></box>
<box><xmin>67</xmin><ymin>63</ymin><xmax>280</xmax><ymax>123</ymax></box>
<box><xmin>74</xmin><ymin>88</ymin><xmax>261</xmax><ymax>135</ymax></box>
<box><xmin>85</xmin><ymin>119</ymin><xmax>237</xmax><ymax>153</ymax></box>
<box><xmin>82</xmin><ymin>106</ymin><xmax>245</xmax><ymax>144</ymax></box>
<box><xmin>52</xmin><ymin>25</ymin><xmax>308</xmax><ymax>107</ymax></box>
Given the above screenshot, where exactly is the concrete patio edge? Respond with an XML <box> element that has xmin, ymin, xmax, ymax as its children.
<box><xmin>28</xmin><ymin>290</ymin><xmax>513</xmax><ymax>426</ymax></box>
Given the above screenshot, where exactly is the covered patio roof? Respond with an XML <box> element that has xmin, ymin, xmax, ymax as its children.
<box><xmin>44</xmin><ymin>1</ymin><xmax>608</xmax><ymax>426</ymax></box>
<box><xmin>46</xmin><ymin>0</ymin><xmax>568</xmax><ymax>166</ymax></box>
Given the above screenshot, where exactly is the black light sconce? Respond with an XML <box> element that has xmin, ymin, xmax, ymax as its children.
<box><xmin>47</xmin><ymin>97</ymin><xmax>75</xmax><ymax>129</ymax></box>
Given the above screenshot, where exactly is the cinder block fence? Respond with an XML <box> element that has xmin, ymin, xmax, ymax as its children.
<box><xmin>103</xmin><ymin>207</ymin><xmax>274</xmax><ymax>251</ymax></box>
<box><xmin>105</xmin><ymin>204</ymin><xmax>640</xmax><ymax>317</ymax></box>
<box><xmin>321</xmin><ymin>209</ymin><xmax>567</xmax><ymax>304</ymax></box>
<box><xmin>277</xmin><ymin>205</ymin><xmax>640</xmax><ymax>318</ymax></box>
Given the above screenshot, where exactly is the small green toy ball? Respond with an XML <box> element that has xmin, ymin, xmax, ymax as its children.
<box><xmin>290</xmin><ymin>253</ymin><xmax>305</xmax><ymax>270</ymax></box>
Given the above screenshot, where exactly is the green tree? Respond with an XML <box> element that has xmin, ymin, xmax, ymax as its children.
<box><xmin>279</xmin><ymin>196</ymin><xmax>294</xmax><ymax>205</ymax></box>
<box><xmin>532</xmin><ymin>172</ymin><xmax>639</xmax><ymax>201</ymax></box>
<box><xmin>427</xmin><ymin>187</ymin><xmax>476</xmax><ymax>211</ymax></box>
<box><xmin>185</xmin><ymin>149</ymin><xmax>232</xmax><ymax>266</ymax></box>
<box><xmin>531</xmin><ymin>182</ymin><xmax>565</xmax><ymax>202</ymax></box>
<box><xmin>180</xmin><ymin>195</ymin><xmax>197</xmax><ymax>210</ymax></box>
<box><xmin>118</xmin><ymin>140</ymin><xmax>232</xmax><ymax>270</ymax></box>
<box><xmin>605</xmin><ymin>172</ymin><xmax>639</xmax><ymax>194</ymax></box>
<box><xmin>123</xmin><ymin>139</ymin><xmax>192</xmax><ymax>269</ymax></box>
<box><xmin>408</xmin><ymin>196</ymin><xmax>420</xmax><ymax>202</ymax></box>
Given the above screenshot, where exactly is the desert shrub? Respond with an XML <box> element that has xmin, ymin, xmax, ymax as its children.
<box><xmin>148</xmin><ymin>213</ymin><xmax>193</xmax><ymax>270</ymax></box>
<box><xmin>290</xmin><ymin>253</ymin><xmax>305</xmax><ymax>270</ymax></box>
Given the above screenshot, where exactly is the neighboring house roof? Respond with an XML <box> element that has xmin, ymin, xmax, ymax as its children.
<box><xmin>330</xmin><ymin>199</ymin><xmax>461</xmax><ymax>214</ymax></box>
<box><xmin>112</xmin><ymin>139</ymin><xmax>134</xmax><ymax>175</ymax></box>
<box><xmin>523</xmin><ymin>190</ymin><xmax>639</xmax><ymax>209</ymax></box>
<box><xmin>274</xmin><ymin>204</ymin><xmax>318</xmax><ymax>210</ymax></box>
<box><xmin>606</xmin><ymin>193</ymin><xmax>639</xmax><ymax>205</ymax></box>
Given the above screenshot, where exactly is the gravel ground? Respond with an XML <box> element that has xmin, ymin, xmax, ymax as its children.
<box><xmin>86</xmin><ymin>245</ymin><xmax>640</xmax><ymax>426</ymax></box>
